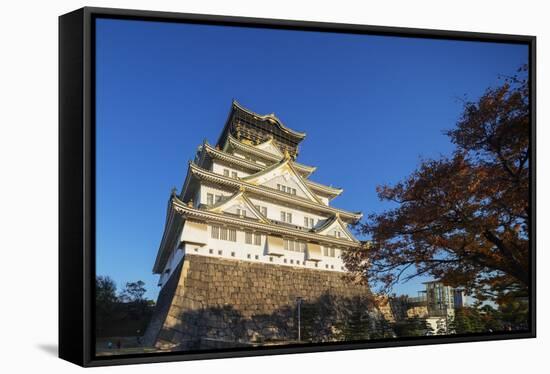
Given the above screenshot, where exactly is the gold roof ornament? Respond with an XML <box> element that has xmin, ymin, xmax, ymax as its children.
<box><xmin>187</xmin><ymin>199</ymin><xmax>193</xmax><ymax>207</ymax></box>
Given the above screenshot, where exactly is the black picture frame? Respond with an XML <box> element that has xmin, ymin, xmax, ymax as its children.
<box><xmin>59</xmin><ymin>6</ymin><xmax>536</xmax><ymax>367</ymax></box>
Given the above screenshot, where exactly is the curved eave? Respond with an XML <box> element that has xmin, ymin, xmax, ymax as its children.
<box><xmin>187</xmin><ymin>163</ymin><xmax>363</xmax><ymax>222</ymax></box>
<box><xmin>306</xmin><ymin>180</ymin><xmax>343</xmax><ymax>199</ymax></box>
<box><xmin>232</xmin><ymin>100</ymin><xmax>306</xmax><ymax>139</ymax></box>
<box><xmin>153</xmin><ymin>196</ymin><xmax>184</xmax><ymax>274</ymax></box>
<box><xmin>172</xmin><ymin>197</ymin><xmax>362</xmax><ymax>249</ymax></box>
<box><xmin>218</xmin><ymin>137</ymin><xmax>316</xmax><ymax>177</ymax></box>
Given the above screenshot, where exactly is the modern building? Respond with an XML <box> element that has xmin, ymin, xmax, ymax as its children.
<box><xmin>153</xmin><ymin>100</ymin><xmax>363</xmax><ymax>290</ymax></box>
<box><xmin>143</xmin><ymin>101</ymin><xmax>379</xmax><ymax>349</ymax></box>
<box><xmin>423</xmin><ymin>281</ymin><xmax>466</xmax><ymax>317</ymax></box>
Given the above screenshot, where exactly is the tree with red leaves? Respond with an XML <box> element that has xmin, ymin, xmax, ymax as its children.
<box><xmin>343</xmin><ymin>66</ymin><xmax>530</xmax><ymax>303</ymax></box>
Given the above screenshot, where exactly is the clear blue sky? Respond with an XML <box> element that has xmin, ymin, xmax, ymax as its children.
<box><xmin>95</xmin><ymin>18</ymin><xmax>528</xmax><ymax>300</ymax></box>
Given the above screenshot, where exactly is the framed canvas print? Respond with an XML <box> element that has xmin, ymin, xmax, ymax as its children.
<box><xmin>59</xmin><ymin>7</ymin><xmax>536</xmax><ymax>367</ymax></box>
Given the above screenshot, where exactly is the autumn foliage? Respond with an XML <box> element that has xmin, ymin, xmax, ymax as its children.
<box><xmin>342</xmin><ymin>66</ymin><xmax>530</xmax><ymax>302</ymax></box>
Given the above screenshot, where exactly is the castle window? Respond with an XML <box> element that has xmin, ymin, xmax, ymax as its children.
<box><xmin>220</xmin><ymin>227</ymin><xmax>228</xmax><ymax>240</ymax></box>
<box><xmin>231</xmin><ymin>251</ymin><xmax>235</xmax><ymax>257</ymax></box>
<box><xmin>254</xmin><ymin>205</ymin><xmax>268</xmax><ymax>217</ymax></box>
<box><xmin>218</xmin><ymin>250</ymin><xmax>223</xmax><ymax>255</ymax></box>
<box><xmin>269</xmin><ymin>257</ymin><xmax>273</xmax><ymax>262</ymax></box>
<box><xmin>247</xmin><ymin>254</ymin><xmax>251</xmax><ymax>259</ymax></box>
<box><xmin>207</xmin><ymin>193</ymin><xmax>214</xmax><ymax>205</ymax></box>
<box><xmin>228</xmin><ymin>228</ymin><xmax>236</xmax><ymax>242</ymax></box>
<box><xmin>211</xmin><ymin>225</ymin><xmax>220</xmax><ymax>239</ymax></box>
<box><xmin>231</xmin><ymin>171</ymin><xmax>238</xmax><ymax>178</ymax></box>
<box><xmin>215</xmin><ymin>194</ymin><xmax>222</xmax><ymax>203</ymax></box>
<box><xmin>254</xmin><ymin>233</ymin><xmax>262</xmax><ymax>246</ymax></box>
<box><xmin>209</xmin><ymin>249</ymin><xmax>214</xmax><ymax>254</ymax></box>
<box><xmin>277</xmin><ymin>184</ymin><xmax>297</xmax><ymax>196</ymax></box>
<box><xmin>255</xmin><ymin>255</ymin><xmax>259</xmax><ymax>260</ymax></box>
<box><xmin>281</xmin><ymin>210</ymin><xmax>292</xmax><ymax>223</ymax></box>
<box><xmin>245</xmin><ymin>231</ymin><xmax>252</xmax><ymax>244</ymax></box>
<box><xmin>223</xmin><ymin>169</ymin><xmax>229</xmax><ymax>177</ymax></box>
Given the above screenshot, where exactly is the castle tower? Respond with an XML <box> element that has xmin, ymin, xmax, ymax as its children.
<box><xmin>144</xmin><ymin>101</ymin><xmax>381</xmax><ymax>349</ymax></box>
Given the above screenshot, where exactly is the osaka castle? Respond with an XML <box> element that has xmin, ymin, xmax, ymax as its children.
<box><xmin>144</xmin><ymin>101</ymin><xmax>376</xmax><ymax>349</ymax></box>
<box><xmin>153</xmin><ymin>100</ymin><xmax>363</xmax><ymax>288</ymax></box>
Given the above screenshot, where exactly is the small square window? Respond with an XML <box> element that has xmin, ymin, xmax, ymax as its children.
<box><xmin>331</xmin><ymin>265</ymin><xmax>334</xmax><ymax>269</ymax></box>
<box><xmin>231</xmin><ymin>251</ymin><xmax>235</xmax><ymax>257</ymax></box>
<box><xmin>284</xmin><ymin>259</ymin><xmax>287</xmax><ymax>263</ymax></box>
<box><xmin>247</xmin><ymin>254</ymin><xmax>251</xmax><ymax>259</ymax></box>
<box><xmin>325</xmin><ymin>264</ymin><xmax>329</xmax><ymax>269</ymax></box>
<box><xmin>209</xmin><ymin>249</ymin><xmax>213</xmax><ymax>254</ymax></box>
<box><xmin>255</xmin><ymin>255</ymin><xmax>259</xmax><ymax>260</ymax></box>
<box><xmin>223</xmin><ymin>169</ymin><xmax>229</xmax><ymax>177</ymax></box>
<box><xmin>194</xmin><ymin>248</ymin><xmax>198</xmax><ymax>252</ymax></box>
<box><xmin>207</xmin><ymin>193</ymin><xmax>214</xmax><ymax>205</ymax></box>
<box><xmin>290</xmin><ymin>259</ymin><xmax>294</xmax><ymax>264</ymax></box>
<box><xmin>296</xmin><ymin>261</ymin><xmax>300</xmax><ymax>265</ymax></box>
<box><xmin>231</xmin><ymin>171</ymin><xmax>238</xmax><ymax>178</ymax></box>
<box><xmin>315</xmin><ymin>263</ymin><xmax>318</xmax><ymax>267</ymax></box>
<box><xmin>218</xmin><ymin>250</ymin><xmax>222</xmax><ymax>255</ymax></box>
<box><xmin>269</xmin><ymin>257</ymin><xmax>273</xmax><ymax>262</ymax></box>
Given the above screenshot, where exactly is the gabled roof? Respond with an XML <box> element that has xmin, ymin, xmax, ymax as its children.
<box><xmin>207</xmin><ymin>189</ymin><xmax>269</xmax><ymax>223</ymax></box>
<box><xmin>222</xmin><ymin>135</ymin><xmax>317</xmax><ymax>177</ymax></box>
<box><xmin>241</xmin><ymin>153</ymin><xmax>323</xmax><ymax>204</ymax></box>
<box><xmin>216</xmin><ymin>100</ymin><xmax>306</xmax><ymax>150</ymax></box>
<box><xmin>232</xmin><ymin>100</ymin><xmax>306</xmax><ymax>139</ymax></box>
<box><xmin>314</xmin><ymin>214</ymin><xmax>359</xmax><ymax>243</ymax></box>
<box><xmin>253</xmin><ymin>136</ymin><xmax>284</xmax><ymax>158</ymax></box>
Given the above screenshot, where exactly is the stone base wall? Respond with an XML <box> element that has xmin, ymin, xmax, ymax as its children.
<box><xmin>144</xmin><ymin>254</ymin><xmax>386</xmax><ymax>350</ymax></box>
